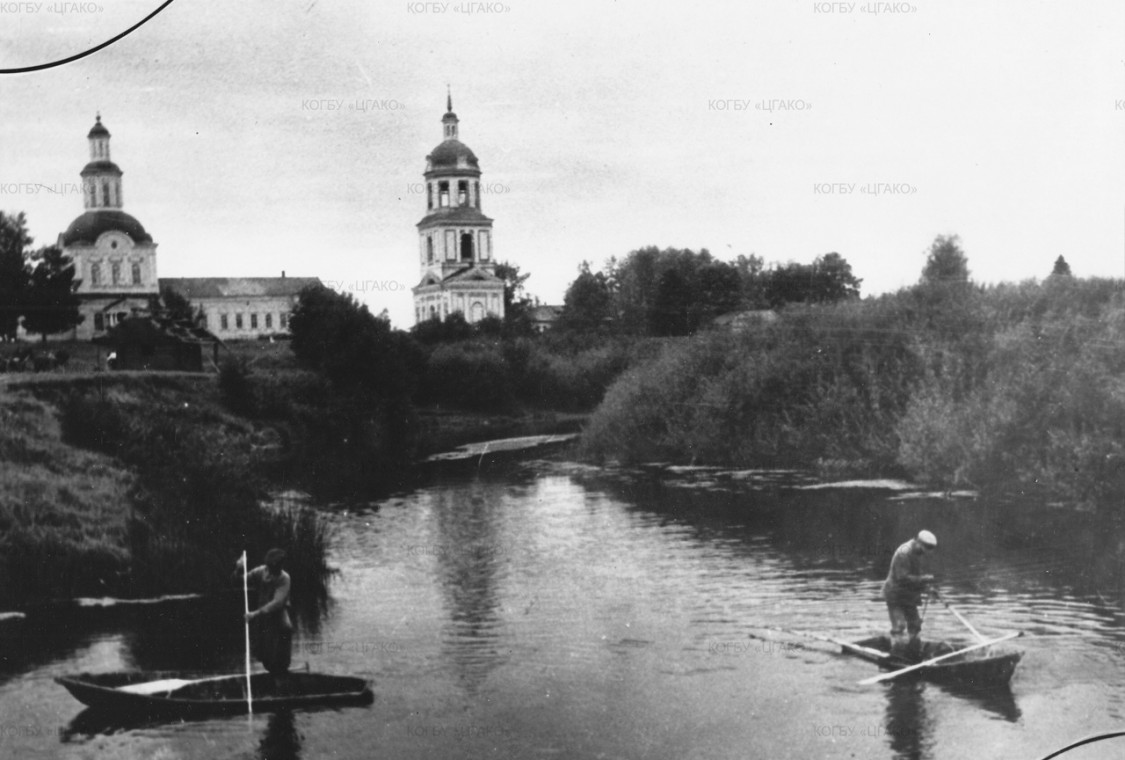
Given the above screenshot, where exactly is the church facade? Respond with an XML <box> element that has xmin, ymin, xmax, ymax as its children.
<box><xmin>59</xmin><ymin>115</ymin><xmax>161</xmax><ymax>340</ymax></box>
<box><xmin>412</xmin><ymin>93</ymin><xmax>505</xmax><ymax>324</ymax></box>
<box><xmin>54</xmin><ymin>116</ymin><xmax>315</xmax><ymax>341</ymax></box>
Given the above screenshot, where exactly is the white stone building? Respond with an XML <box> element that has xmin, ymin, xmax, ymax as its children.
<box><xmin>158</xmin><ymin>276</ymin><xmax>320</xmax><ymax>340</ymax></box>
<box><xmin>52</xmin><ymin>116</ymin><xmax>318</xmax><ymax>341</ymax></box>
<box><xmin>412</xmin><ymin>93</ymin><xmax>505</xmax><ymax>324</ymax></box>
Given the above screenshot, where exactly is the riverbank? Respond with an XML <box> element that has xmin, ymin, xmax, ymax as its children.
<box><xmin>0</xmin><ymin>366</ymin><xmax>587</xmax><ymax>608</ymax></box>
<box><xmin>580</xmin><ymin>277</ymin><xmax>1125</xmax><ymax>512</ymax></box>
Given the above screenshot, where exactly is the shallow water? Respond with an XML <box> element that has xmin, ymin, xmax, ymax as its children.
<box><xmin>2</xmin><ymin>461</ymin><xmax>1124</xmax><ymax>759</ymax></box>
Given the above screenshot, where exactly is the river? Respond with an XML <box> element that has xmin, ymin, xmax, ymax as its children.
<box><xmin>2</xmin><ymin>459</ymin><xmax>1124</xmax><ymax>759</ymax></box>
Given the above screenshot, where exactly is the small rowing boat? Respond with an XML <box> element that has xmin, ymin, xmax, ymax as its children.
<box><xmin>843</xmin><ymin>635</ymin><xmax>1023</xmax><ymax>686</ymax></box>
<box><xmin>56</xmin><ymin>671</ymin><xmax>373</xmax><ymax>717</ymax></box>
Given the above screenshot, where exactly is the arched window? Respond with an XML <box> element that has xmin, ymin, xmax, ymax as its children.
<box><xmin>131</xmin><ymin>262</ymin><xmax>141</xmax><ymax>285</ymax></box>
<box><xmin>110</xmin><ymin>261</ymin><xmax>121</xmax><ymax>285</ymax></box>
<box><xmin>90</xmin><ymin>262</ymin><xmax>102</xmax><ymax>286</ymax></box>
<box><xmin>474</xmin><ymin>181</ymin><xmax>480</xmax><ymax>208</ymax></box>
<box><xmin>457</xmin><ymin>181</ymin><xmax>468</xmax><ymax>206</ymax></box>
<box><xmin>427</xmin><ymin>236</ymin><xmax>434</xmax><ymax>264</ymax></box>
<box><xmin>427</xmin><ymin>183</ymin><xmax>433</xmax><ymax>210</ymax></box>
<box><xmin>103</xmin><ymin>181</ymin><xmax>111</xmax><ymax>206</ymax></box>
<box><xmin>439</xmin><ymin>181</ymin><xmax>449</xmax><ymax>208</ymax></box>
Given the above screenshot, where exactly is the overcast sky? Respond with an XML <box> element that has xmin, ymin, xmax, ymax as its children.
<box><xmin>1</xmin><ymin>0</ymin><xmax>1122</xmax><ymax>327</ymax></box>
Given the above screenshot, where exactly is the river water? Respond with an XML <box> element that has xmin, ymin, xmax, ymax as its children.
<box><xmin>2</xmin><ymin>459</ymin><xmax>1124</xmax><ymax>759</ymax></box>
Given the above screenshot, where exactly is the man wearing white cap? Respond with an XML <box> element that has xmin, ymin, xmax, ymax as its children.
<box><xmin>882</xmin><ymin>530</ymin><xmax>937</xmax><ymax>658</ymax></box>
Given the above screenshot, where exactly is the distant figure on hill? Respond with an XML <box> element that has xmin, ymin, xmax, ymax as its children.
<box><xmin>234</xmin><ymin>548</ymin><xmax>293</xmax><ymax>693</ymax></box>
<box><xmin>882</xmin><ymin>531</ymin><xmax>937</xmax><ymax>658</ymax></box>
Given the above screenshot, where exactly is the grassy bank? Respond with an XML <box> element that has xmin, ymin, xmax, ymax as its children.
<box><xmin>0</xmin><ymin>337</ymin><xmax>605</xmax><ymax>606</ymax></box>
<box><xmin>0</xmin><ymin>374</ymin><xmax>332</xmax><ymax>609</ymax></box>
<box><xmin>580</xmin><ymin>277</ymin><xmax>1125</xmax><ymax>511</ymax></box>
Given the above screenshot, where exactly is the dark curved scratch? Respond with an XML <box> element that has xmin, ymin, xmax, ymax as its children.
<box><xmin>0</xmin><ymin>0</ymin><xmax>178</xmax><ymax>75</ymax></box>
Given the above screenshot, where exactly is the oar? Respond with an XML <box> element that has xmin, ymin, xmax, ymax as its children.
<box><xmin>858</xmin><ymin>631</ymin><xmax>1021</xmax><ymax>685</ymax></box>
<box><xmin>241</xmin><ymin>550</ymin><xmax>253</xmax><ymax>716</ymax></box>
<box><xmin>759</xmin><ymin>626</ymin><xmax>890</xmax><ymax>660</ymax></box>
<box><xmin>934</xmin><ymin>592</ymin><xmax>987</xmax><ymax>643</ymax></box>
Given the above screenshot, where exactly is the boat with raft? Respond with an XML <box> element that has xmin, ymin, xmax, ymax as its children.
<box><xmin>842</xmin><ymin>634</ymin><xmax>1023</xmax><ymax>686</ymax></box>
<box><xmin>55</xmin><ymin>671</ymin><xmax>373</xmax><ymax>717</ymax></box>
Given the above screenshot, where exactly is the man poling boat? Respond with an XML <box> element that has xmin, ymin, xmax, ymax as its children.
<box><xmin>881</xmin><ymin>530</ymin><xmax>937</xmax><ymax>659</ymax></box>
<box><xmin>234</xmin><ymin>548</ymin><xmax>294</xmax><ymax>696</ymax></box>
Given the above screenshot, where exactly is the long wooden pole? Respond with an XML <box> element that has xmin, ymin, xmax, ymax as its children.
<box><xmin>858</xmin><ymin>631</ymin><xmax>1021</xmax><ymax>685</ymax></box>
<box><xmin>762</xmin><ymin>626</ymin><xmax>890</xmax><ymax>660</ymax></box>
<box><xmin>938</xmin><ymin>595</ymin><xmax>987</xmax><ymax>643</ymax></box>
<box><xmin>241</xmin><ymin>550</ymin><xmax>253</xmax><ymax>715</ymax></box>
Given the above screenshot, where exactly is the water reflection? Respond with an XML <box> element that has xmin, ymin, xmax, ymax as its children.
<box><xmin>429</xmin><ymin>483</ymin><xmax>507</xmax><ymax>694</ymax></box>
<box><xmin>932</xmin><ymin>680</ymin><xmax>1021</xmax><ymax>722</ymax></box>
<box><xmin>257</xmin><ymin>710</ymin><xmax>302</xmax><ymax>760</ymax></box>
<box><xmin>884</xmin><ymin>679</ymin><xmax>930</xmax><ymax>760</ymax></box>
<box><xmin>8</xmin><ymin>466</ymin><xmax>1125</xmax><ymax>760</ymax></box>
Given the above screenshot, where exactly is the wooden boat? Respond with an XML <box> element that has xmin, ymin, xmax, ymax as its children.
<box><xmin>843</xmin><ymin>635</ymin><xmax>1023</xmax><ymax>686</ymax></box>
<box><xmin>56</xmin><ymin>671</ymin><xmax>373</xmax><ymax>717</ymax></box>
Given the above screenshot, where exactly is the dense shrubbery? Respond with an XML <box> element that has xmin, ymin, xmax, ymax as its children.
<box><xmin>412</xmin><ymin>334</ymin><xmax>655</xmax><ymax>412</ymax></box>
<box><xmin>59</xmin><ymin>385</ymin><xmax>332</xmax><ymax>601</ymax></box>
<box><xmin>581</xmin><ymin>277</ymin><xmax>1125</xmax><ymax>510</ymax></box>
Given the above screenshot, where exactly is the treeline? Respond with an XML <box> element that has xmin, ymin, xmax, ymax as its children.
<box><xmin>580</xmin><ymin>238</ymin><xmax>1124</xmax><ymax>511</ymax></box>
<box><xmin>557</xmin><ymin>246</ymin><xmax>861</xmax><ymax>335</ymax></box>
<box><xmin>0</xmin><ymin>211</ymin><xmax>83</xmax><ymax>340</ymax></box>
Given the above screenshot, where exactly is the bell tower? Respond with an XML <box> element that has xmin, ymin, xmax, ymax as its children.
<box><xmin>412</xmin><ymin>89</ymin><xmax>505</xmax><ymax>325</ymax></box>
<box><xmin>82</xmin><ymin>113</ymin><xmax>124</xmax><ymax>210</ymax></box>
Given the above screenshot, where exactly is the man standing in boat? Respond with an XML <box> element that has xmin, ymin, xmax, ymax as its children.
<box><xmin>235</xmin><ymin>548</ymin><xmax>294</xmax><ymax>693</ymax></box>
<box><xmin>882</xmin><ymin>530</ymin><xmax>937</xmax><ymax>659</ymax></box>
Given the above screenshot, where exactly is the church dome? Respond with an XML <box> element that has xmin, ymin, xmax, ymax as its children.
<box><xmin>80</xmin><ymin>160</ymin><xmax>123</xmax><ymax>177</ymax></box>
<box><xmin>62</xmin><ymin>210</ymin><xmax>153</xmax><ymax>246</ymax></box>
<box><xmin>426</xmin><ymin>139</ymin><xmax>480</xmax><ymax>172</ymax></box>
<box><xmin>87</xmin><ymin>116</ymin><xmax>110</xmax><ymax>138</ymax></box>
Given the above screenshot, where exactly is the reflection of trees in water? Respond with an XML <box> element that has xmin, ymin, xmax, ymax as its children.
<box><xmin>431</xmin><ymin>482</ymin><xmax>508</xmax><ymax>695</ymax></box>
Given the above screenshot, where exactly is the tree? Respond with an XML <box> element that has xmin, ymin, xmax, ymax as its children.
<box><xmin>0</xmin><ymin>211</ymin><xmax>32</xmax><ymax>341</ymax></box>
<box><xmin>810</xmin><ymin>252</ymin><xmax>862</xmax><ymax>302</ymax></box>
<box><xmin>22</xmin><ymin>246</ymin><xmax>83</xmax><ymax>341</ymax></box>
<box><xmin>153</xmin><ymin>285</ymin><xmax>197</xmax><ymax>323</ymax></box>
<box><xmin>650</xmin><ymin>268</ymin><xmax>697</xmax><ymax>336</ymax></box>
<box><xmin>695</xmin><ymin>261</ymin><xmax>743</xmax><ymax>324</ymax></box>
<box><xmin>289</xmin><ymin>283</ymin><xmax>423</xmax><ymax>397</ymax></box>
<box><xmin>493</xmin><ymin>260</ymin><xmax>534</xmax><ymax>335</ymax></box>
<box><xmin>733</xmin><ymin>253</ymin><xmax>767</xmax><ymax>309</ymax></box>
<box><xmin>763</xmin><ymin>252</ymin><xmax>862</xmax><ymax>308</ymax></box>
<box><xmin>921</xmin><ymin>235</ymin><xmax>970</xmax><ymax>285</ymax></box>
<box><xmin>1051</xmin><ymin>255</ymin><xmax>1072</xmax><ymax>277</ymax></box>
<box><xmin>559</xmin><ymin>261</ymin><xmax>614</xmax><ymax>331</ymax></box>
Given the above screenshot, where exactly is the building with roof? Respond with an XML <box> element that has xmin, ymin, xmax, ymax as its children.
<box><xmin>412</xmin><ymin>92</ymin><xmax>505</xmax><ymax>325</ymax></box>
<box><xmin>159</xmin><ymin>275</ymin><xmax>320</xmax><ymax>340</ymax></box>
<box><xmin>59</xmin><ymin>115</ymin><xmax>160</xmax><ymax>340</ymax></box>
<box><xmin>101</xmin><ymin>315</ymin><xmax>224</xmax><ymax>372</ymax></box>
<box><xmin>53</xmin><ymin>116</ymin><xmax>319</xmax><ymax>341</ymax></box>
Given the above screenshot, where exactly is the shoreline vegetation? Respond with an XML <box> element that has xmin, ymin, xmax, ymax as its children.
<box><xmin>2</xmin><ymin>269</ymin><xmax>1123</xmax><ymax>608</ymax></box>
<box><xmin>581</xmin><ymin>276</ymin><xmax>1124</xmax><ymax>511</ymax></box>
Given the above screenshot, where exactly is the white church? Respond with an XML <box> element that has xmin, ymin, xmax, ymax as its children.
<box><xmin>56</xmin><ymin>115</ymin><xmax>318</xmax><ymax>341</ymax></box>
<box><xmin>49</xmin><ymin>98</ymin><xmax>507</xmax><ymax>340</ymax></box>
<box><xmin>411</xmin><ymin>92</ymin><xmax>505</xmax><ymax>324</ymax></box>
